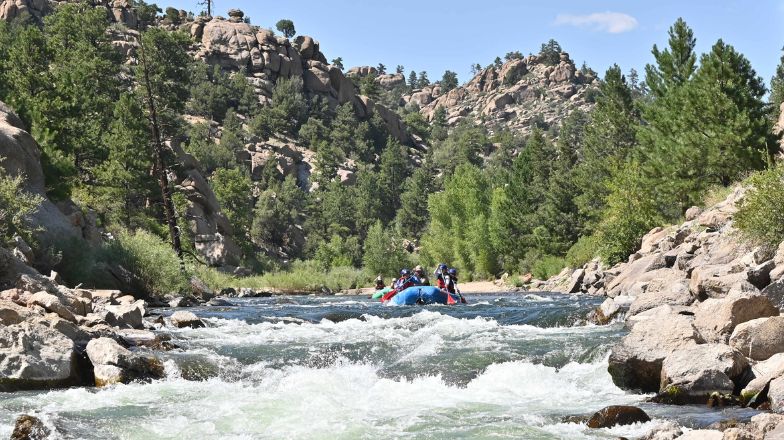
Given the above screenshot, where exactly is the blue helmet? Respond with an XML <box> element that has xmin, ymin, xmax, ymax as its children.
<box><xmin>438</xmin><ymin>263</ymin><xmax>448</xmax><ymax>271</ymax></box>
<box><xmin>448</xmin><ymin>268</ymin><xmax>457</xmax><ymax>276</ymax></box>
<box><xmin>400</xmin><ymin>268</ymin><xmax>411</xmax><ymax>276</ymax></box>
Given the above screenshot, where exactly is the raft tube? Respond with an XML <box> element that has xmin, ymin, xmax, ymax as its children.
<box><xmin>371</xmin><ymin>287</ymin><xmax>392</xmax><ymax>299</ymax></box>
<box><xmin>384</xmin><ymin>286</ymin><xmax>462</xmax><ymax>306</ymax></box>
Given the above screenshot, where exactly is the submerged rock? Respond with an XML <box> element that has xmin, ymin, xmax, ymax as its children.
<box><xmin>11</xmin><ymin>414</ymin><xmax>50</xmax><ymax>440</ymax></box>
<box><xmin>85</xmin><ymin>337</ymin><xmax>164</xmax><ymax>387</ymax></box>
<box><xmin>586</xmin><ymin>405</ymin><xmax>650</xmax><ymax>428</ymax></box>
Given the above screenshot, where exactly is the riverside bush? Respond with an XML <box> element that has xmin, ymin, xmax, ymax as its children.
<box><xmin>0</xmin><ymin>170</ymin><xmax>43</xmax><ymax>245</ymax></box>
<box><xmin>105</xmin><ymin>229</ymin><xmax>189</xmax><ymax>295</ymax></box>
<box><xmin>735</xmin><ymin>167</ymin><xmax>784</xmax><ymax>248</ymax></box>
<box><xmin>193</xmin><ymin>260</ymin><xmax>373</xmax><ymax>292</ymax></box>
<box><xmin>566</xmin><ymin>235</ymin><xmax>599</xmax><ymax>268</ymax></box>
<box><xmin>531</xmin><ymin>255</ymin><xmax>566</xmax><ymax>280</ymax></box>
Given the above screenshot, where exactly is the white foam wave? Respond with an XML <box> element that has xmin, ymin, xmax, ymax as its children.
<box><xmin>0</xmin><ymin>357</ymin><xmax>648</xmax><ymax>439</ymax></box>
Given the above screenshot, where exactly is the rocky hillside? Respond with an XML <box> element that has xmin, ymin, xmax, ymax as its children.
<box><xmin>404</xmin><ymin>53</ymin><xmax>597</xmax><ymax>135</ymax></box>
<box><xmin>542</xmin><ymin>186</ymin><xmax>784</xmax><ymax>413</ymax></box>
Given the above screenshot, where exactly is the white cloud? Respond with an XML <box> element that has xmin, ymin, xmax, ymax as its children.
<box><xmin>554</xmin><ymin>12</ymin><xmax>639</xmax><ymax>34</ymax></box>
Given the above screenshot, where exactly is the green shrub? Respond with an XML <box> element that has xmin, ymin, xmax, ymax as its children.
<box><xmin>596</xmin><ymin>163</ymin><xmax>664</xmax><ymax>266</ymax></box>
<box><xmin>192</xmin><ymin>259</ymin><xmax>373</xmax><ymax>293</ymax></box>
<box><xmin>105</xmin><ymin>228</ymin><xmax>188</xmax><ymax>296</ymax></box>
<box><xmin>566</xmin><ymin>235</ymin><xmax>599</xmax><ymax>268</ymax></box>
<box><xmin>0</xmin><ymin>170</ymin><xmax>43</xmax><ymax>245</ymax></box>
<box><xmin>735</xmin><ymin>167</ymin><xmax>784</xmax><ymax>248</ymax></box>
<box><xmin>531</xmin><ymin>255</ymin><xmax>566</xmax><ymax>280</ymax></box>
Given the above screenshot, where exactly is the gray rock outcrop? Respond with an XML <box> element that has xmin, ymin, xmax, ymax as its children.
<box><xmin>0</xmin><ymin>321</ymin><xmax>80</xmax><ymax>391</ymax></box>
<box><xmin>85</xmin><ymin>337</ymin><xmax>164</xmax><ymax>386</ymax></box>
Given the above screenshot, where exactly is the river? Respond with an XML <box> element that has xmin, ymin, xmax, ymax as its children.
<box><xmin>0</xmin><ymin>293</ymin><xmax>758</xmax><ymax>439</ymax></box>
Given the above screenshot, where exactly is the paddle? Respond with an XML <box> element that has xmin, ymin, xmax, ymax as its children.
<box><xmin>381</xmin><ymin>287</ymin><xmax>398</xmax><ymax>302</ymax></box>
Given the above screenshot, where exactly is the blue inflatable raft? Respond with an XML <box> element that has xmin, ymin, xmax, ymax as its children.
<box><xmin>384</xmin><ymin>286</ymin><xmax>462</xmax><ymax>306</ymax></box>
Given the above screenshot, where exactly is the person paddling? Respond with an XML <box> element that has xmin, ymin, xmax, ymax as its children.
<box><xmin>445</xmin><ymin>268</ymin><xmax>466</xmax><ymax>304</ymax></box>
<box><xmin>414</xmin><ymin>265</ymin><xmax>429</xmax><ymax>286</ymax></box>
<box><xmin>382</xmin><ymin>269</ymin><xmax>419</xmax><ymax>302</ymax></box>
<box><xmin>374</xmin><ymin>275</ymin><xmax>385</xmax><ymax>290</ymax></box>
<box><xmin>434</xmin><ymin>263</ymin><xmax>448</xmax><ymax>289</ymax></box>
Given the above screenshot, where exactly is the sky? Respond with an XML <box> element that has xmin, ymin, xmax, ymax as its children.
<box><xmin>165</xmin><ymin>0</ymin><xmax>784</xmax><ymax>89</ymax></box>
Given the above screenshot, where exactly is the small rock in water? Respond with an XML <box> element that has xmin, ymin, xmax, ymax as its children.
<box><xmin>170</xmin><ymin>311</ymin><xmax>205</xmax><ymax>328</ymax></box>
<box><xmin>587</xmin><ymin>405</ymin><xmax>650</xmax><ymax>428</ymax></box>
<box><xmin>11</xmin><ymin>414</ymin><xmax>50</xmax><ymax>440</ymax></box>
<box><xmin>207</xmin><ymin>298</ymin><xmax>233</xmax><ymax>307</ymax></box>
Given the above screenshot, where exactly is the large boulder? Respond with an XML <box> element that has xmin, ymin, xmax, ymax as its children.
<box><xmin>0</xmin><ymin>0</ymin><xmax>50</xmax><ymax>22</ymax></box>
<box><xmin>199</xmin><ymin>19</ymin><xmax>258</xmax><ymax>71</ymax></box>
<box><xmin>692</xmin><ymin>291</ymin><xmax>778</xmax><ymax>343</ymax></box>
<box><xmin>608</xmin><ymin>313</ymin><xmax>704</xmax><ymax>392</ymax></box>
<box><xmin>676</xmin><ymin>431</ymin><xmax>722</xmax><ymax>440</ymax></box>
<box><xmin>0</xmin><ymin>322</ymin><xmax>81</xmax><ymax>391</ymax></box>
<box><xmin>28</xmin><ymin>291</ymin><xmax>76</xmax><ymax>322</ymax></box>
<box><xmin>658</xmin><ymin>344</ymin><xmax>749</xmax><ymax>403</ymax></box>
<box><xmin>85</xmin><ymin>337</ymin><xmax>164</xmax><ymax>387</ymax></box>
<box><xmin>729</xmin><ymin>316</ymin><xmax>784</xmax><ymax>361</ymax></box>
<box><xmin>628</xmin><ymin>278</ymin><xmax>692</xmax><ymax>316</ymax></box>
<box><xmin>104</xmin><ymin>300</ymin><xmax>145</xmax><ymax>329</ymax></box>
<box><xmin>0</xmin><ymin>298</ymin><xmax>34</xmax><ymax>325</ymax></box>
<box><xmin>741</xmin><ymin>353</ymin><xmax>784</xmax><ymax>398</ymax></box>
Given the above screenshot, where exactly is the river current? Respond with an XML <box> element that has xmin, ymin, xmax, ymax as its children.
<box><xmin>0</xmin><ymin>293</ymin><xmax>758</xmax><ymax>439</ymax></box>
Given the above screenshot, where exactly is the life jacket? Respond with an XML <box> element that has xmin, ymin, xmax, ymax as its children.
<box><xmin>444</xmin><ymin>275</ymin><xmax>457</xmax><ymax>294</ymax></box>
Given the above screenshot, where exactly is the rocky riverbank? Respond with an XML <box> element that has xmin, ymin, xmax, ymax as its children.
<box><xmin>543</xmin><ymin>186</ymin><xmax>784</xmax><ymax>437</ymax></box>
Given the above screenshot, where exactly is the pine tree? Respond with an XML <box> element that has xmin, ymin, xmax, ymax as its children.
<box><xmin>395</xmin><ymin>163</ymin><xmax>436</xmax><ymax>240</ymax></box>
<box><xmin>136</xmin><ymin>27</ymin><xmax>191</xmax><ymax>266</ymax></box>
<box><xmin>644</xmin><ymin>18</ymin><xmax>697</xmax><ymax>98</ymax></box>
<box><xmin>772</xmin><ymin>46</ymin><xmax>784</xmax><ymax>120</ymax></box>
<box><xmin>638</xmin><ymin>38</ymin><xmax>772</xmax><ymax>216</ymax></box>
<box><xmin>489</xmin><ymin>128</ymin><xmax>554</xmax><ymax>266</ymax></box>
<box><xmin>441</xmin><ymin>70</ymin><xmax>458</xmax><ymax>91</ymax></box>
<box><xmin>408</xmin><ymin>70</ymin><xmax>418</xmax><ymax>90</ymax></box>
<box><xmin>574</xmin><ymin>65</ymin><xmax>639</xmax><ymax>227</ymax></box>
<box><xmin>96</xmin><ymin>93</ymin><xmax>153</xmax><ymax>227</ymax></box>
<box><xmin>378</xmin><ymin>138</ymin><xmax>412</xmax><ymax>223</ymax></box>
<box><xmin>417</xmin><ymin>71</ymin><xmax>430</xmax><ymax>87</ymax></box>
<box><xmin>539</xmin><ymin>110</ymin><xmax>589</xmax><ymax>255</ymax></box>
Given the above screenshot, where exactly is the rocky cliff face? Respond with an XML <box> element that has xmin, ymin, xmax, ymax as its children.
<box><xmin>406</xmin><ymin>53</ymin><xmax>596</xmax><ymax>135</ymax></box>
<box><xmin>182</xmin><ymin>13</ymin><xmax>415</xmax><ymax>147</ymax></box>
<box><xmin>0</xmin><ymin>102</ymin><xmax>100</xmax><ymax>257</ymax></box>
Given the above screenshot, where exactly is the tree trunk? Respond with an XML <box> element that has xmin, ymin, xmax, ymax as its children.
<box><xmin>138</xmin><ymin>34</ymin><xmax>186</xmax><ymax>272</ymax></box>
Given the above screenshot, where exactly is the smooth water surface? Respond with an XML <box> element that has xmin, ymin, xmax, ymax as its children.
<box><xmin>0</xmin><ymin>293</ymin><xmax>757</xmax><ymax>439</ymax></box>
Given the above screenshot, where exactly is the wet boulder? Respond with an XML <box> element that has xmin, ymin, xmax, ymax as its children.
<box><xmin>170</xmin><ymin>311</ymin><xmax>205</xmax><ymax>329</ymax></box>
<box><xmin>85</xmin><ymin>337</ymin><xmax>164</xmax><ymax>387</ymax></box>
<box><xmin>0</xmin><ymin>322</ymin><xmax>80</xmax><ymax>391</ymax></box>
<box><xmin>608</xmin><ymin>313</ymin><xmax>704</xmax><ymax>392</ymax></box>
<box><xmin>729</xmin><ymin>316</ymin><xmax>784</xmax><ymax>361</ymax></box>
<box><xmin>11</xmin><ymin>414</ymin><xmax>50</xmax><ymax>440</ymax></box>
<box><xmin>693</xmin><ymin>291</ymin><xmax>778</xmax><ymax>343</ymax></box>
<box><xmin>657</xmin><ymin>344</ymin><xmax>749</xmax><ymax>404</ymax></box>
<box><xmin>586</xmin><ymin>405</ymin><xmax>650</xmax><ymax>428</ymax></box>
